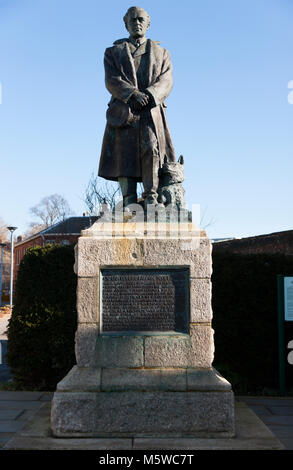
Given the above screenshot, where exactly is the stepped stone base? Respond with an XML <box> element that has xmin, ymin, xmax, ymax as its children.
<box><xmin>51</xmin><ymin>367</ymin><xmax>234</xmax><ymax>438</ymax></box>
<box><xmin>50</xmin><ymin>221</ymin><xmax>235</xmax><ymax>438</ymax></box>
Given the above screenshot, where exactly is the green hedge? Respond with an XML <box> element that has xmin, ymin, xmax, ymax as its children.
<box><xmin>212</xmin><ymin>252</ymin><xmax>293</xmax><ymax>394</ymax></box>
<box><xmin>6</xmin><ymin>245</ymin><xmax>77</xmax><ymax>391</ymax></box>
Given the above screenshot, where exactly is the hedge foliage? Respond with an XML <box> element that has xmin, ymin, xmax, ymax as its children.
<box><xmin>6</xmin><ymin>244</ymin><xmax>77</xmax><ymax>391</ymax></box>
<box><xmin>212</xmin><ymin>252</ymin><xmax>293</xmax><ymax>394</ymax></box>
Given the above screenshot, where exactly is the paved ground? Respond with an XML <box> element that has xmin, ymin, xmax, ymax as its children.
<box><xmin>236</xmin><ymin>396</ymin><xmax>293</xmax><ymax>450</ymax></box>
<box><xmin>0</xmin><ymin>391</ymin><xmax>53</xmax><ymax>449</ymax></box>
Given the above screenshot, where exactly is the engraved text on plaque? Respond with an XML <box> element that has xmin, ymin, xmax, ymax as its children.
<box><xmin>101</xmin><ymin>268</ymin><xmax>189</xmax><ymax>333</ymax></box>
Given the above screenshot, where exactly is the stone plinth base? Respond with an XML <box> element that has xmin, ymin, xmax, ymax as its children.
<box><xmin>51</xmin><ymin>368</ymin><xmax>235</xmax><ymax>438</ymax></box>
<box><xmin>50</xmin><ymin>221</ymin><xmax>235</xmax><ymax>437</ymax></box>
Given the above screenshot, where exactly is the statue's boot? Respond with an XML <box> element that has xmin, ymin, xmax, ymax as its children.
<box><xmin>118</xmin><ymin>177</ymin><xmax>137</xmax><ymax>209</ymax></box>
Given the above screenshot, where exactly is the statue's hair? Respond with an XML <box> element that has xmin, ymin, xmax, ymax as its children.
<box><xmin>123</xmin><ymin>6</ymin><xmax>151</xmax><ymax>29</ymax></box>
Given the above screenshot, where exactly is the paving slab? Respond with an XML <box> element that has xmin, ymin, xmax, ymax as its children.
<box><xmin>0</xmin><ymin>391</ymin><xmax>44</xmax><ymax>401</ymax></box>
<box><xmin>263</xmin><ymin>425</ymin><xmax>293</xmax><ymax>438</ymax></box>
<box><xmin>239</xmin><ymin>397</ymin><xmax>293</xmax><ymax>407</ymax></box>
<box><xmin>0</xmin><ymin>401</ymin><xmax>44</xmax><ymax>410</ymax></box>
<box><xmin>39</xmin><ymin>393</ymin><xmax>54</xmax><ymax>401</ymax></box>
<box><xmin>279</xmin><ymin>439</ymin><xmax>293</xmax><ymax>450</ymax></box>
<box><xmin>264</xmin><ymin>415</ymin><xmax>293</xmax><ymax>426</ymax></box>
<box><xmin>4</xmin><ymin>437</ymin><xmax>134</xmax><ymax>450</ymax></box>
<box><xmin>0</xmin><ymin>420</ymin><xmax>25</xmax><ymax>433</ymax></box>
<box><xmin>133</xmin><ymin>437</ymin><xmax>282</xmax><ymax>450</ymax></box>
<box><xmin>0</xmin><ymin>432</ymin><xmax>14</xmax><ymax>439</ymax></box>
<box><xmin>16</xmin><ymin>410</ymin><xmax>40</xmax><ymax>421</ymax></box>
<box><xmin>268</xmin><ymin>406</ymin><xmax>293</xmax><ymax>416</ymax></box>
<box><xmin>0</xmin><ymin>392</ymin><xmax>54</xmax><ymax>449</ymax></box>
<box><xmin>0</xmin><ymin>437</ymin><xmax>11</xmax><ymax>447</ymax></box>
<box><xmin>237</xmin><ymin>396</ymin><xmax>293</xmax><ymax>449</ymax></box>
<box><xmin>3</xmin><ymin>401</ymin><xmax>285</xmax><ymax>450</ymax></box>
<box><xmin>0</xmin><ymin>410</ymin><xmax>23</xmax><ymax>420</ymax></box>
<box><xmin>247</xmin><ymin>405</ymin><xmax>273</xmax><ymax>416</ymax></box>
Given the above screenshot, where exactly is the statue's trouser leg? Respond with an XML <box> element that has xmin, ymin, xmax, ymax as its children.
<box><xmin>118</xmin><ymin>177</ymin><xmax>137</xmax><ymax>207</ymax></box>
<box><xmin>140</xmin><ymin>119</ymin><xmax>160</xmax><ymax>203</ymax></box>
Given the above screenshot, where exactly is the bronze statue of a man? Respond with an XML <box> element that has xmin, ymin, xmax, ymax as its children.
<box><xmin>98</xmin><ymin>6</ymin><xmax>176</xmax><ymax>208</ymax></box>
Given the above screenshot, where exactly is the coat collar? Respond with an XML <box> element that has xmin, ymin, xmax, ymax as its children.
<box><xmin>128</xmin><ymin>36</ymin><xmax>147</xmax><ymax>48</ymax></box>
<box><xmin>129</xmin><ymin>38</ymin><xmax>148</xmax><ymax>58</ymax></box>
<box><xmin>111</xmin><ymin>39</ymin><xmax>163</xmax><ymax>88</ymax></box>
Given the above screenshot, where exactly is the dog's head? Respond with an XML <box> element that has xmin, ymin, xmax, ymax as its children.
<box><xmin>160</xmin><ymin>155</ymin><xmax>184</xmax><ymax>185</ymax></box>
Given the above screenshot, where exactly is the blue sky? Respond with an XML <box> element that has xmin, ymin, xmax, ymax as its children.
<box><xmin>0</xmin><ymin>0</ymin><xmax>292</xmax><ymax>240</ymax></box>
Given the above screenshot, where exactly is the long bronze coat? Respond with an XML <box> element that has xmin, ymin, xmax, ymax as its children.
<box><xmin>98</xmin><ymin>38</ymin><xmax>176</xmax><ymax>182</ymax></box>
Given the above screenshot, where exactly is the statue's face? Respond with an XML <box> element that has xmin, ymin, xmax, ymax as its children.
<box><xmin>126</xmin><ymin>8</ymin><xmax>150</xmax><ymax>39</ymax></box>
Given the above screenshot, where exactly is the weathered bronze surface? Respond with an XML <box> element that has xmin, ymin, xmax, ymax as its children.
<box><xmin>101</xmin><ymin>268</ymin><xmax>189</xmax><ymax>333</ymax></box>
<box><xmin>98</xmin><ymin>6</ymin><xmax>179</xmax><ymax>208</ymax></box>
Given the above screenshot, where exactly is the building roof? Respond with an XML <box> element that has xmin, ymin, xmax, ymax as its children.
<box><xmin>43</xmin><ymin>216</ymin><xmax>99</xmax><ymax>235</ymax></box>
<box><xmin>15</xmin><ymin>216</ymin><xmax>99</xmax><ymax>247</ymax></box>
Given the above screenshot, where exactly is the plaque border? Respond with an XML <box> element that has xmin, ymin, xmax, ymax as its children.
<box><xmin>99</xmin><ymin>266</ymin><xmax>190</xmax><ymax>335</ymax></box>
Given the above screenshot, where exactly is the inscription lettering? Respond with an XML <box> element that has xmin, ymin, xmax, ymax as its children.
<box><xmin>101</xmin><ymin>269</ymin><xmax>189</xmax><ymax>333</ymax></box>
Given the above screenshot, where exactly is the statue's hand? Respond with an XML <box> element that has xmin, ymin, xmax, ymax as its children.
<box><xmin>134</xmin><ymin>91</ymin><xmax>149</xmax><ymax>107</ymax></box>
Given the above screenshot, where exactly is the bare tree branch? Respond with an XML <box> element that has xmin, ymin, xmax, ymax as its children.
<box><xmin>30</xmin><ymin>194</ymin><xmax>74</xmax><ymax>228</ymax></box>
<box><xmin>84</xmin><ymin>173</ymin><xmax>145</xmax><ymax>215</ymax></box>
<box><xmin>23</xmin><ymin>223</ymin><xmax>47</xmax><ymax>239</ymax></box>
<box><xmin>84</xmin><ymin>174</ymin><xmax>120</xmax><ymax>215</ymax></box>
<box><xmin>200</xmin><ymin>207</ymin><xmax>216</xmax><ymax>230</ymax></box>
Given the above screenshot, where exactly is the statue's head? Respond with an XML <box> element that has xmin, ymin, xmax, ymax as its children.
<box><xmin>123</xmin><ymin>6</ymin><xmax>150</xmax><ymax>39</ymax></box>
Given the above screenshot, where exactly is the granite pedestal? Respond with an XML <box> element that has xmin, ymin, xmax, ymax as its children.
<box><xmin>50</xmin><ymin>220</ymin><xmax>235</xmax><ymax>438</ymax></box>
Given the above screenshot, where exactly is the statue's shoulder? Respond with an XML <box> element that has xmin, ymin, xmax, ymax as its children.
<box><xmin>104</xmin><ymin>39</ymin><xmax>129</xmax><ymax>55</ymax></box>
<box><xmin>105</xmin><ymin>38</ymin><xmax>170</xmax><ymax>56</ymax></box>
<box><xmin>113</xmin><ymin>38</ymin><xmax>129</xmax><ymax>46</ymax></box>
<box><xmin>149</xmin><ymin>39</ymin><xmax>170</xmax><ymax>56</ymax></box>
<box><xmin>149</xmin><ymin>39</ymin><xmax>162</xmax><ymax>48</ymax></box>
<box><xmin>111</xmin><ymin>38</ymin><xmax>161</xmax><ymax>46</ymax></box>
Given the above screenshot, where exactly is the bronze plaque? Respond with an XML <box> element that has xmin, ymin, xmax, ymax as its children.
<box><xmin>101</xmin><ymin>268</ymin><xmax>189</xmax><ymax>333</ymax></box>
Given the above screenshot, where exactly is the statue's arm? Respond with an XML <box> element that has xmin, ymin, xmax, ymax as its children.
<box><xmin>104</xmin><ymin>48</ymin><xmax>136</xmax><ymax>103</ymax></box>
<box><xmin>146</xmin><ymin>49</ymin><xmax>173</xmax><ymax>107</ymax></box>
